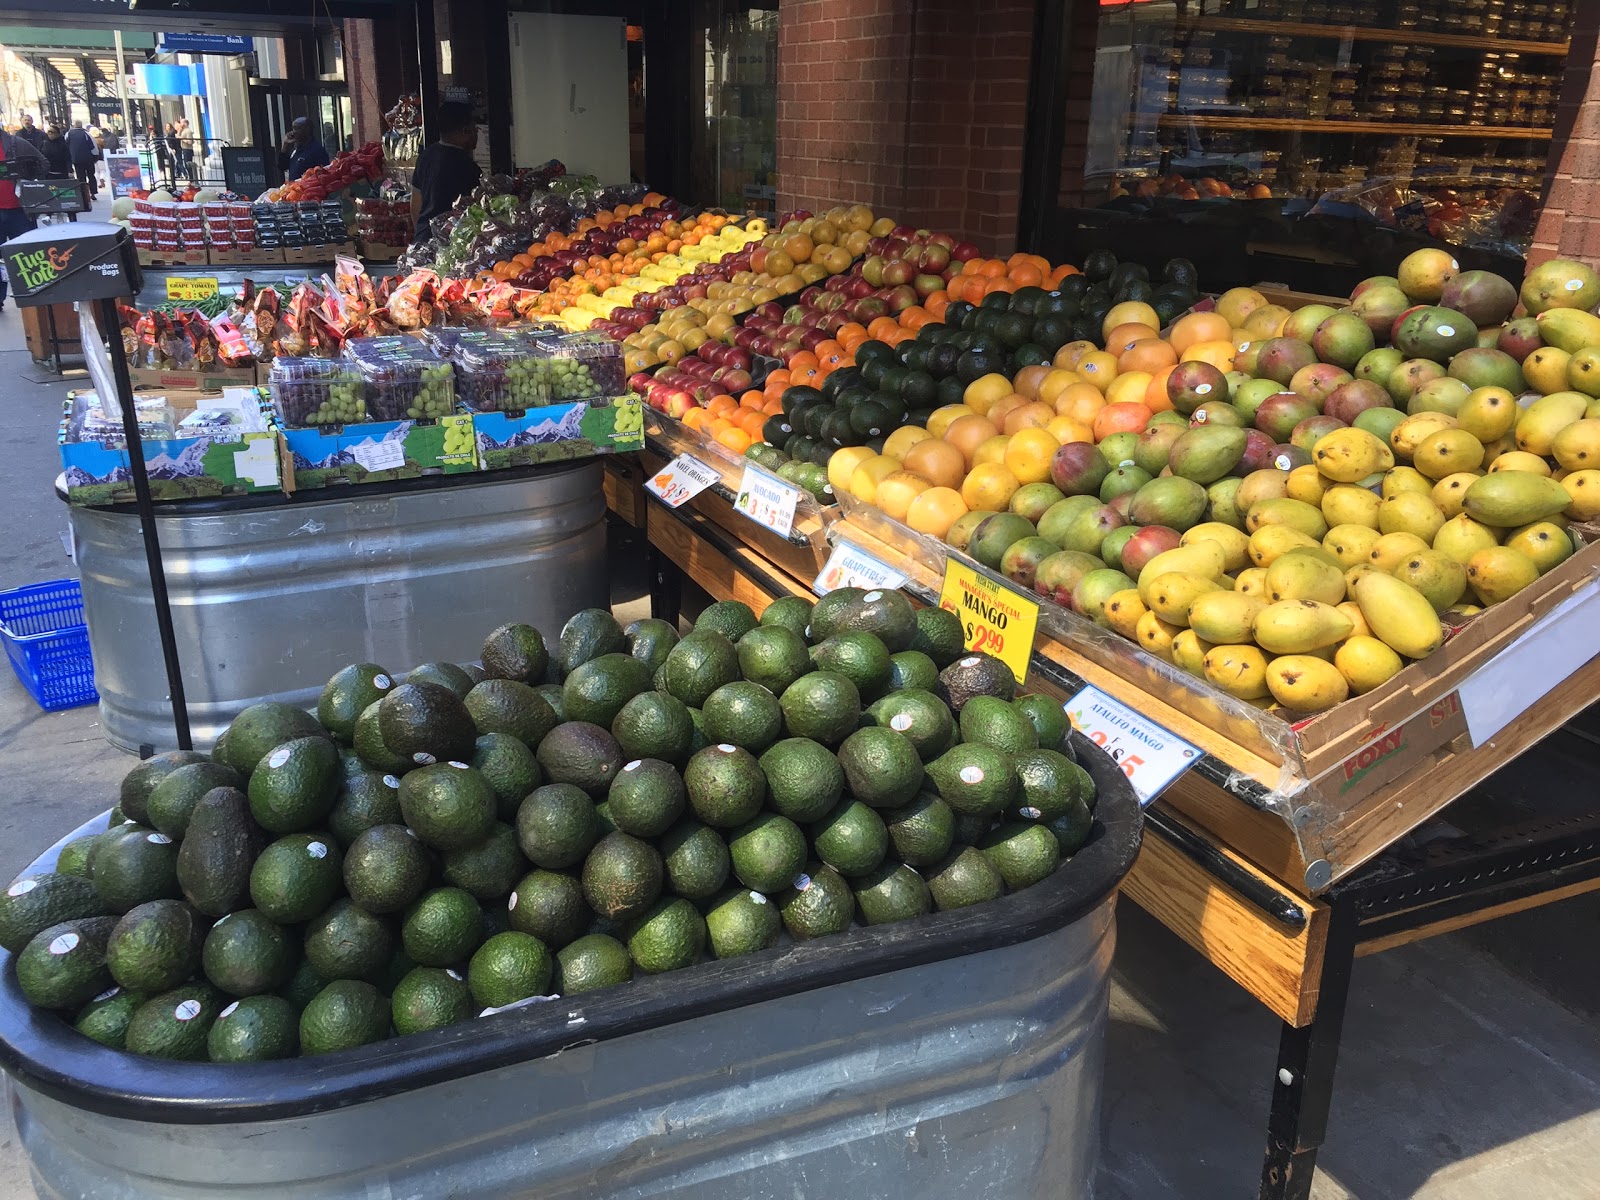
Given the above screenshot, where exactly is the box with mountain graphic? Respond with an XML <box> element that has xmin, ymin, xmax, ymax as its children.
<box><xmin>469</xmin><ymin>395</ymin><xmax>643</xmax><ymax>471</ymax></box>
<box><xmin>59</xmin><ymin>388</ymin><xmax>283</xmax><ymax>505</ymax></box>
<box><xmin>276</xmin><ymin>412</ymin><xmax>479</xmax><ymax>490</ymax></box>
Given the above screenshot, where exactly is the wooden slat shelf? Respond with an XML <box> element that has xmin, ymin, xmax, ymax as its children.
<box><xmin>1154</xmin><ymin>113</ymin><xmax>1554</xmax><ymax>139</ymax></box>
<box><xmin>1188</xmin><ymin>15</ymin><xmax>1570</xmax><ymax>56</ymax></box>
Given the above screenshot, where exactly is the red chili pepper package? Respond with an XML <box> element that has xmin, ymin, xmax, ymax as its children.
<box><xmin>210</xmin><ymin>315</ymin><xmax>254</xmax><ymax>367</ymax></box>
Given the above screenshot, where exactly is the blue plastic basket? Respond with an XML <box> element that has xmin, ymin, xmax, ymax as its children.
<box><xmin>0</xmin><ymin>579</ymin><xmax>98</xmax><ymax>712</ymax></box>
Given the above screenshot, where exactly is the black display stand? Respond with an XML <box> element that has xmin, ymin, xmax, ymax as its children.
<box><xmin>3</xmin><ymin>223</ymin><xmax>192</xmax><ymax>749</ymax></box>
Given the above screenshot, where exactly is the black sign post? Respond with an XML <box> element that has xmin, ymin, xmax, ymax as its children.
<box><xmin>4</xmin><ymin>224</ymin><xmax>192</xmax><ymax>750</ymax></box>
<box><xmin>222</xmin><ymin>147</ymin><xmax>271</xmax><ymax>198</ymax></box>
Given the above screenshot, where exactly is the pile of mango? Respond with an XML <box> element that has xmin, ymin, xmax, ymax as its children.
<box><xmin>873</xmin><ymin>251</ymin><xmax>1600</xmax><ymax>716</ymax></box>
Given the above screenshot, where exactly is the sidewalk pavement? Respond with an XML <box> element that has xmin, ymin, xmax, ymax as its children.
<box><xmin>0</xmin><ymin>305</ymin><xmax>1597</xmax><ymax>1199</ymax></box>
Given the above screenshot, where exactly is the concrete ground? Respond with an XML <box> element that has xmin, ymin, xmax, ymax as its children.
<box><xmin>1</xmin><ymin>251</ymin><xmax>1598</xmax><ymax>1198</ymax></box>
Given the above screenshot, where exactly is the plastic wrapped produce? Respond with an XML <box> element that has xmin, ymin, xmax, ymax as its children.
<box><xmin>343</xmin><ymin>336</ymin><xmax>456</xmax><ymax>421</ymax></box>
<box><xmin>453</xmin><ymin>332</ymin><xmax>552</xmax><ymax>413</ymax></box>
<box><xmin>533</xmin><ymin>331</ymin><xmax>626</xmax><ymax>399</ymax></box>
<box><xmin>269</xmin><ymin>356</ymin><xmax>367</xmax><ymax>427</ymax></box>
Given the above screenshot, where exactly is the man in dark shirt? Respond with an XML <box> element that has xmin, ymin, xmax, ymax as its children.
<box><xmin>278</xmin><ymin>117</ymin><xmax>330</xmax><ymax>182</ymax></box>
<box><xmin>16</xmin><ymin>115</ymin><xmax>44</xmax><ymax>152</ymax></box>
<box><xmin>410</xmin><ymin>101</ymin><xmax>482</xmax><ymax>244</ymax></box>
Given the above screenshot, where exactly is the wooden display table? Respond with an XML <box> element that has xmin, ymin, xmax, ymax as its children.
<box><xmin>613</xmin><ymin>432</ymin><xmax>1600</xmax><ymax>1200</ymax></box>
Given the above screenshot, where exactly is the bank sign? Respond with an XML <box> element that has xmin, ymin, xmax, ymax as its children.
<box><xmin>159</xmin><ymin>33</ymin><xmax>253</xmax><ymax>54</ymax></box>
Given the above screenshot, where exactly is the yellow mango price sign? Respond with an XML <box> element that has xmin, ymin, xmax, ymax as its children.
<box><xmin>165</xmin><ymin>276</ymin><xmax>219</xmax><ymax>303</ymax></box>
<box><xmin>938</xmin><ymin>559</ymin><xmax>1038</xmax><ymax>685</ymax></box>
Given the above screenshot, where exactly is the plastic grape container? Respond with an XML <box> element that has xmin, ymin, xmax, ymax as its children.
<box><xmin>531</xmin><ymin>331</ymin><xmax>625</xmax><ymax>401</ymax></box>
<box><xmin>268</xmin><ymin>357</ymin><xmax>367</xmax><ymax>427</ymax></box>
<box><xmin>453</xmin><ymin>333</ymin><xmax>553</xmax><ymax>413</ymax></box>
<box><xmin>343</xmin><ymin>337</ymin><xmax>457</xmax><ymax>422</ymax></box>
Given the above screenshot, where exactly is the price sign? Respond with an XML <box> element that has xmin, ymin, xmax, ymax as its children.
<box><xmin>938</xmin><ymin>559</ymin><xmax>1038</xmax><ymax>685</ymax></box>
<box><xmin>1064</xmin><ymin>684</ymin><xmax>1199</xmax><ymax>805</ymax></box>
<box><xmin>645</xmin><ymin>454</ymin><xmax>720</xmax><ymax>508</ymax></box>
<box><xmin>165</xmin><ymin>276</ymin><xmax>219</xmax><ymax>303</ymax></box>
<box><xmin>734</xmin><ymin>465</ymin><xmax>801</xmax><ymax>537</ymax></box>
<box><xmin>814</xmin><ymin>540</ymin><xmax>907</xmax><ymax>596</ymax></box>
<box><xmin>351</xmin><ymin>438</ymin><xmax>407</xmax><ymax>473</ymax></box>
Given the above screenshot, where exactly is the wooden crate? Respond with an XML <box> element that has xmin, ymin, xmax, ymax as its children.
<box><xmin>207</xmin><ymin>247</ymin><xmax>286</xmax><ymax>267</ymax></box>
<box><xmin>282</xmin><ymin>242</ymin><xmax>358</xmax><ymax>265</ymax></box>
<box><xmin>831</xmin><ymin>508</ymin><xmax>1600</xmax><ymax>892</ymax></box>
<box><xmin>356</xmin><ymin>240</ymin><xmax>407</xmax><ymax>263</ymax></box>
<box><xmin>603</xmin><ymin>453</ymin><xmax>646</xmax><ymax>528</ymax></box>
<box><xmin>136</xmin><ymin>248</ymin><xmax>209</xmax><ymax>268</ymax></box>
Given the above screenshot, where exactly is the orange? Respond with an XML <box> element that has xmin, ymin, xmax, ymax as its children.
<box><xmin>945</xmin><ymin>414</ymin><xmax>1000</xmax><ymax>466</ymax></box>
<box><xmin>973</xmin><ymin>435</ymin><xmax>1012</xmax><ymax>467</ymax></box>
<box><xmin>905</xmin><ymin>487</ymin><xmax>970</xmax><ymax>539</ymax></box>
<box><xmin>984</xmin><ymin>276</ymin><xmax>1017</xmax><ymax>297</ymax></box>
<box><xmin>1104</xmin><ymin>323</ymin><xmax>1156</xmax><ymax>357</ymax></box>
<box><xmin>1004</xmin><ymin>427</ymin><xmax>1061</xmax><ymax>484</ymax></box>
<box><xmin>977</xmin><ymin>259</ymin><xmax>1007</xmax><ymax>278</ymax></box>
<box><xmin>868</xmin><ymin>316</ymin><xmax>901</xmax><ymax>341</ymax></box>
<box><xmin>875</xmin><ymin>471</ymin><xmax>933</xmax><ymax>521</ymax></box>
<box><xmin>1091</xmin><ymin>402</ymin><xmax>1153</xmax><ymax>440</ymax></box>
<box><xmin>963</xmin><ymin>373</ymin><xmax>1014</xmax><ymax>416</ymax></box>
<box><xmin>1047</xmin><ymin>415</ymin><xmax>1094</xmax><ymax>444</ymax></box>
<box><xmin>717</xmin><ymin>427</ymin><xmax>754</xmax><ymax>454</ymax></box>
<box><xmin>681</xmin><ymin>407</ymin><xmax>710</xmax><ymax>431</ymax></box>
<box><xmin>986</xmin><ymin>393</ymin><xmax>1027</xmax><ymax>428</ymax></box>
<box><xmin>828</xmin><ymin>446</ymin><xmax>878</xmax><ymax>492</ymax></box>
<box><xmin>1144</xmin><ymin>365</ymin><xmax>1177</xmax><ymax>413</ymax></box>
<box><xmin>925</xmin><ymin>403</ymin><xmax>973</xmax><ymax>439</ymax></box>
<box><xmin>925</xmin><ymin>291</ymin><xmax>950</xmax><ymax>319</ymax></box>
<box><xmin>902</xmin><ymin>438</ymin><xmax>967</xmax><ymax>488</ymax></box>
<box><xmin>740</xmin><ymin>390</ymin><xmax>766</xmax><ymax>409</ymax></box>
<box><xmin>1054</xmin><ymin>340</ymin><xmax>1098</xmax><ymax>370</ymax></box>
<box><xmin>961</xmin><ymin>462</ymin><xmax>1021</xmax><ymax>511</ymax></box>
<box><xmin>1214</xmin><ymin>287</ymin><xmax>1268</xmax><ymax>328</ymax></box>
<box><xmin>1003</xmin><ymin>400</ymin><xmax>1057</xmax><ymax>434</ymax></box>
<box><xmin>1037</xmin><ymin>368</ymin><xmax>1085</xmax><ymax>408</ymax></box>
<box><xmin>788</xmin><ymin>350</ymin><xmax>819</xmax><ymax>374</ymax></box>
<box><xmin>1075</xmin><ymin>351</ymin><xmax>1120</xmax><ymax>392</ymax></box>
<box><xmin>706</xmin><ymin>395</ymin><xmax>738</xmax><ymax>418</ymax></box>
<box><xmin>1105</xmin><ymin>371</ymin><xmax>1153</xmax><ymax>408</ymax></box>
<box><xmin>1011</xmin><ymin>365</ymin><xmax>1053</xmax><ymax>402</ymax></box>
<box><xmin>1119</xmin><ymin>337</ymin><xmax>1178</xmax><ymax>375</ymax></box>
<box><xmin>1168</xmin><ymin>311</ymin><xmax>1233</xmax><ymax>355</ymax></box>
<box><xmin>1182</xmin><ymin>339</ymin><xmax>1237</xmax><ymax>372</ymax></box>
<box><xmin>1055</xmin><ymin>382</ymin><xmax>1107</xmax><ymax>425</ymax></box>
<box><xmin>1008</xmin><ymin>262</ymin><xmax>1044</xmax><ymax>288</ymax></box>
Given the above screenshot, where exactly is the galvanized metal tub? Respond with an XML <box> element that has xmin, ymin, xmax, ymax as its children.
<box><xmin>0</xmin><ymin>738</ymin><xmax>1140</xmax><ymax>1200</ymax></box>
<box><xmin>65</xmin><ymin>463</ymin><xmax>608</xmax><ymax>753</ymax></box>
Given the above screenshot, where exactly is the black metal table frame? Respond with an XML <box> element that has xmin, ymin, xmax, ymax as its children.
<box><xmin>1143</xmin><ymin>793</ymin><xmax>1600</xmax><ymax>1200</ymax></box>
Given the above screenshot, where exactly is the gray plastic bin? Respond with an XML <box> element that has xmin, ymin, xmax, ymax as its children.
<box><xmin>1</xmin><ymin>735</ymin><xmax>1141</xmax><ymax>1200</ymax></box>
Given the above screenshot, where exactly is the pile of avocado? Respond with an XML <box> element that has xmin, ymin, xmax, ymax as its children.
<box><xmin>0</xmin><ymin>587</ymin><xmax>1097</xmax><ymax>1065</ymax></box>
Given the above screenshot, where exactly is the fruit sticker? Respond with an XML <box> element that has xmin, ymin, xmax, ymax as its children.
<box><xmin>1064</xmin><ymin>684</ymin><xmax>1199</xmax><ymax>805</ymax></box>
<box><xmin>938</xmin><ymin>559</ymin><xmax>1038</xmax><ymax>685</ymax></box>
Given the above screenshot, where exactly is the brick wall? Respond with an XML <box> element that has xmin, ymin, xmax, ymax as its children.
<box><xmin>776</xmin><ymin>0</ymin><xmax>1035</xmax><ymax>253</ymax></box>
<box><xmin>1530</xmin><ymin>0</ymin><xmax>1600</xmax><ymax>267</ymax></box>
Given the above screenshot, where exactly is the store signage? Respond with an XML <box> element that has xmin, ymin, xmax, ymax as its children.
<box><xmin>105</xmin><ymin>152</ymin><xmax>144</xmax><ymax>200</ymax></box>
<box><xmin>938</xmin><ymin>559</ymin><xmax>1037</xmax><ymax>685</ymax></box>
<box><xmin>813</xmin><ymin>540</ymin><xmax>906</xmax><ymax>596</ymax></box>
<box><xmin>222</xmin><ymin>148</ymin><xmax>270</xmax><ymax>198</ymax></box>
<box><xmin>1063</xmin><ymin>684</ymin><xmax>1199</xmax><ymax>805</ymax></box>
<box><xmin>165</xmin><ymin>276</ymin><xmax>218</xmax><ymax>303</ymax></box>
<box><xmin>645</xmin><ymin>454</ymin><xmax>719</xmax><ymax>508</ymax></box>
<box><xmin>159</xmin><ymin>33</ymin><xmax>253</xmax><ymax>54</ymax></box>
<box><xmin>352</xmin><ymin>439</ymin><xmax>406</xmax><ymax>474</ymax></box>
<box><xmin>734</xmin><ymin>465</ymin><xmax>800</xmax><ymax>538</ymax></box>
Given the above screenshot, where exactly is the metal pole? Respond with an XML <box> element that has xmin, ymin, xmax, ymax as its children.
<box><xmin>114</xmin><ymin>30</ymin><xmax>131</xmax><ymax>146</ymax></box>
<box><xmin>95</xmin><ymin>295</ymin><xmax>192</xmax><ymax>749</ymax></box>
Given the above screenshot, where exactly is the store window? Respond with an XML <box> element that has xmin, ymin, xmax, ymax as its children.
<box><xmin>1057</xmin><ymin>0</ymin><xmax>1572</xmax><ymax>289</ymax></box>
<box><xmin>688</xmin><ymin>1</ymin><xmax>778</xmax><ymax>214</ymax></box>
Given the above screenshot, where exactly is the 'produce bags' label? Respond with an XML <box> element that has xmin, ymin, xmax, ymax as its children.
<box><xmin>814</xmin><ymin>541</ymin><xmax>906</xmax><ymax>596</ymax></box>
<box><xmin>646</xmin><ymin>454</ymin><xmax>719</xmax><ymax>508</ymax></box>
<box><xmin>1064</xmin><ymin>685</ymin><xmax>1199</xmax><ymax>806</ymax></box>
<box><xmin>938</xmin><ymin>560</ymin><xmax>1037</xmax><ymax>685</ymax></box>
<box><xmin>734</xmin><ymin>465</ymin><xmax>801</xmax><ymax>538</ymax></box>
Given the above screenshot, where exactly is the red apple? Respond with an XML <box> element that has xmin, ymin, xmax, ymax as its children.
<box><xmin>891</xmin><ymin>224</ymin><xmax>916</xmax><ymax>239</ymax></box>
<box><xmin>913</xmin><ymin>273</ymin><xmax>944</xmax><ymax>298</ymax></box>
<box><xmin>951</xmin><ymin>241</ymin><xmax>980</xmax><ymax>262</ymax></box>
<box><xmin>665</xmin><ymin>391</ymin><xmax>696</xmax><ymax>418</ymax></box>
<box><xmin>882</xmin><ymin>259</ymin><xmax>916</xmax><ymax>286</ymax></box>
<box><xmin>884</xmin><ymin>284</ymin><xmax>918</xmax><ymax>312</ymax></box>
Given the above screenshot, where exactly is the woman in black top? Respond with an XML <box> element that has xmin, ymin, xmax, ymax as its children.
<box><xmin>40</xmin><ymin>127</ymin><xmax>70</xmax><ymax>178</ymax></box>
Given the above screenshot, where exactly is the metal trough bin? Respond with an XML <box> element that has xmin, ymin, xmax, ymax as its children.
<box><xmin>1</xmin><ymin>736</ymin><xmax>1141</xmax><ymax>1200</ymax></box>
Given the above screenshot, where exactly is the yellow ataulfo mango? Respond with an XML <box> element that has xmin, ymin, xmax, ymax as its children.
<box><xmin>1514</xmin><ymin>391</ymin><xmax>1588</xmax><ymax>457</ymax></box>
<box><xmin>1466</xmin><ymin>546</ymin><xmax>1540</xmax><ymax>605</ymax></box>
<box><xmin>1313</xmin><ymin>428</ymin><xmax>1395</xmax><ymax>483</ymax></box>
<box><xmin>1323</xmin><ymin>524</ymin><xmax>1383</xmax><ymax>570</ymax></box>
<box><xmin>1202</xmin><ymin>643</ymin><xmax>1271</xmax><ymax>700</ymax></box>
<box><xmin>1377</xmin><ymin>493</ymin><xmax>1446</xmax><ymax>543</ymax></box>
<box><xmin>1336</xmin><ymin>600</ymin><xmax>1371</xmax><ymax>637</ymax></box>
<box><xmin>1103</xmin><ymin>589</ymin><xmax>1148</xmax><ymax>640</ymax></box>
<box><xmin>1353</xmin><ymin>570</ymin><xmax>1444</xmax><ymax>659</ymax></box>
<box><xmin>1234</xmin><ymin>567</ymin><xmax>1269</xmax><ymax>597</ymax></box>
<box><xmin>1266</xmin><ymin>655</ymin><xmax>1351</xmax><ymax>712</ymax></box>
<box><xmin>1284</xmin><ymin>465</ymin><xmax>1329</xmax><ymax>507</ymax></box>
<box><xmin>1411</xmin><ymin>428</ymin><xmax>1485</xmax><ymax>480</ymax></box>
<box><xmin>1334</xmin><ymin>636</ymin><xmax>1405</xmax><ymax>694</ymax></box>
<box><xmin>1389</xmin><ymin>413</ymin><xmax>1457</xmax><ymax>460</ymax></box>
<box><xmin>1391</xmin><ymin>548</ymin><xmax>1468</xmax><ymax>613</ymax></box>
<box><xmin>1135</xmin><ymin>609</ymin><xmax>1182</xmax><ymax>662</ymax></box>
<box><xmin>1561</xmin><ymin>469</ymin><xmax>1600</xmax><ymax>520</ymax></box>
<box><xmin>1143</xmin><ymin>572</ymin><xmax>1223</xmax><ymax>626</ymax></box>
<box><xmin>1247</xmin><ymin>524</ymin><xmax>1326</xmax><ymax>569</ymax></box>
<box><xmin>1180</xmin><ymin>522</ymin><xmax>1251</xmax><ymax>573</ymax></box>
<box><xmin>1368</xmin><ymin>531</ymin><xmax>1431</xmax><ymax>572</ymax></box>
<box><xmin>1430</xmin><ymin>471</ymin><xmax>1483</xmax><ymax>519</ymax></box>
<box><xmin>1321</xmin><ymin>484</ymin><xmax>1382</xmax><ymax>529</ymax></box>
<box><xmin>1187</xmin><ymin>590</ymin><xmax>1268</xmax><ymax>644</ymax></box>
<box><xmin>1381</xmin><ymin>465</ymin><xmax>1436</xmax><ymax>500</ymax></box>
<box><xmin>1456</xmin><ymin>387</ymin><xmax>1519</xmax><ymax>442</ymax></box>
<box><xmin>1171</xmin><ymin>628</ymin><xmax>1213</xmax><ymax>676</ymax></box>
<box><xmin>1487</xmin><ymin>450</ymin><xmax>1553</xmax><ymax>477</ymax></box>
<box><xmin>1536</xmin><ymin>307</ymin><xmax>1600</xmax><ymax>354</ymax></box>
<box><xmin>1265</xmin><ymin>552</ymin><xmax>1347</xmax><ymax>605</ymax></box>
<box><xmin>1551</xmin><ymin>418</ymin><xmax>1600</xmax><ymax>472</ymax></box>
<box><xmin>1137</xmin><ymin>541</ymin><xmax>1226</xmax><ymax>590</ymax></box>
<box><xmin>1432</xmin><ymin>513</ymin><xmax>1502</xmax><ymax>565</ymax></box>
<box><xmin>1252</xmin><ymin>599</ymin><xmax>1355</xmax><ymax>654</ymax></box>
<box><xmin>1505</xmin><ymin>522</ymin><xmax>1576</xmax><ymax>575</ymax></box>
<box><xmin>1245</xmin><ymin>497</ymin><xmax>1328</xmax><ymax>540</ymax></box>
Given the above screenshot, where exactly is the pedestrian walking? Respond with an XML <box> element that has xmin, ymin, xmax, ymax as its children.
<box><xmin>40</xmin><ymin>127</ymin><xmax>70</xmax><ymax>179</ymax></box>
<box><xmin>66</xmin><ymin>120</ymin><xmax>97</xmax><ymax>197</ymax></box>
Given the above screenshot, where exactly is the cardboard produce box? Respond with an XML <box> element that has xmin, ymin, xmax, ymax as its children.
<box><xmin>136</xmin><ymin>248</ymin><xmax>209</xmax><ymax>268</ymax></box>
<box><xmin>470</xmin><ymin>395</ymin><xmax>644</xmax><ymax>470</ymax></box>
<box><xmin>271</xmin><ymin>409</ymin><xmax>478</xmax><ymax>490</ymax></box>
<box><xmin>59</xmin><ymin>387</ymin><xmax>282</xmax><ymax>505</ymax></box>
<box><xmin>129</xmin><ymin>364</ymin><xmax>259</xmax><ymax>393</ymax></box>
